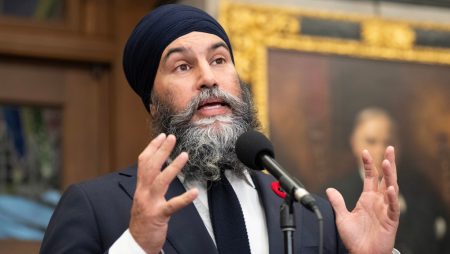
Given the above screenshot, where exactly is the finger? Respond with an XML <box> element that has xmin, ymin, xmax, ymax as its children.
<box><xmin>140</xmin><ymin>133</ymin><xmax>167</xmax><ymax>160</ymax></box>
<box><xmin>149</xmin><ymin>134</ymin><xmax>177</xmax><ymax>172</ymax></box>
<box><xmin>383</xmin><ymin>146</ymin><xmax>398</xmax><ymax>193</ymax></box>
<box><xmin>137</xmin><ymin>133</ymin><xmax>167</xmax><ymax>187</ymax></box>
<box><xmin>141</xmin><ymin>135</ymin><xmax>177</xmax><ymax>187</ymax></box>
<box><xmin>326</xmin><ymin>188</ymin><xmax>349</xmax><ymax>218</ymax></box>
<box><xmin>385</xmin><ymin>146</ymin><xmax>397</xmax><ymax>171</ymax></box>
<box><xmin>379</xmin><ymin>176</ymin><xmax>387</xmax><ymax>192</ymax></box>
<box><xmin>152</xmin><ymin>152</ymin><xmax>189</xmax><ymax>197</ymax></box>
<box><xmin>162</xmin><ymin>188</ymin><xmax>198</xmax><ymax>217</ymax></box>
<box><xmin>382</xmin><ymin>159</ymin><xmax>398</xmax><ymax>194</ymax></box>
<box><xmin>386</xmin><ymin>186</ymin><xmax>400</xmax><ymax>221</ymax></box>
<box><xmin>379</xmin><ymin>174</ymin><xmax>390</xmax><ymax>204</ymax></box>
<box><xmin>362</xmin><ymin>149</ymin><xmax>379</xmax><ymax>192</ymax></box>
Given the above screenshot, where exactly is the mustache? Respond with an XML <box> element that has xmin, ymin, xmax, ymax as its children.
<box><xmin>169</xmin><ymin>86</ymin><xmax>246</xmax><ymax>126</ymax></box>
<box><xmin>150</xmin><ymin>81</ymin><xmax>260</xmax><ymax>140</ymax></box>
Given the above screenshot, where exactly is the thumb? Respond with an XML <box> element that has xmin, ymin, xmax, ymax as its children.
<box><xmin>326</xmin><ymin>187</ymin><xmax>348</xmax><ymax>218</ymax></box>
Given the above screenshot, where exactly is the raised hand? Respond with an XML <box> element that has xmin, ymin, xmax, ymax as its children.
<box><xmin>326</xmin><ymin>146</ymin><xmax>400</xmax><ymax>254</ymax></box>
<box><xmin>129</xmin><ymin>133</ymin><xmax>198</xmax><ymax>254</ymax></box>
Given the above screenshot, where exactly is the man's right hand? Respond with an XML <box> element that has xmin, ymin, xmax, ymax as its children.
<box><xmin>129</xmin><ymin>133</ymin><xmax>198</xmax><ymax>254</ymax></box>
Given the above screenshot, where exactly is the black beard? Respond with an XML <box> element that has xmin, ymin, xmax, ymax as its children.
<box><xmin>150</xmin><ymin>82</ymin><xmax>261</xmax><ymax>183</ymax></box>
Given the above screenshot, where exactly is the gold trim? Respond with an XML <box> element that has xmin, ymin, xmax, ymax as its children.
<box><xmin>362</xmin><ymin>19</ymin><xmax>415</xmax><ymax>49</ymax></box>
<box><xmin>219</xmin><ymin>1</ymin><xmax>450</xmax><ymax>133</ymax></box>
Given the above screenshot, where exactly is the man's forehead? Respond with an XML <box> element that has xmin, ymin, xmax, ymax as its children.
<box><xmin>162</xmin><ymin>32</ymin><xmax>228</xmax><ymax>56</ymax></box>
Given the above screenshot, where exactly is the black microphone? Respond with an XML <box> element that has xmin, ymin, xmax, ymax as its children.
<box><xmin>235</xmin><ymin>130</ymin><xmax>317</xmax><ymax>211</ymax></box>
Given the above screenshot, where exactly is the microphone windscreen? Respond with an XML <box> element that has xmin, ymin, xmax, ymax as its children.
<box><xmin>235</xmin><ymin>130</ymin><xmax>274</xmax><ymax>170</ymax></box>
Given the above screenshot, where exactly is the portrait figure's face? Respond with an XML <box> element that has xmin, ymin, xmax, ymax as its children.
<box><xmin>351</xmin><ymin>115</ymin><xmax>394</xmax><ymax>176</ymax></box>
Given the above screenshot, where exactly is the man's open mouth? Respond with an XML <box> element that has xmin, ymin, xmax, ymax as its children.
<box><xmin>197</xmin><ymin>98</ymin><xmax>230</xmax><ymax>111</ymax></box>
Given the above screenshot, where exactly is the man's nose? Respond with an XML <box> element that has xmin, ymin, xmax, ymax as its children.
<box><xmin>197</xmin><ymin>61</ymin><xmax>217</xmax><ymax>89</ymax></box>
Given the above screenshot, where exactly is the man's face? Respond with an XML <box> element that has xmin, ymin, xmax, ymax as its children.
<box><xmin>351</xmin><ymin>116</ymin><xmax>394</xmax><ymax>175</ymax></box>
<box><xmin>152</xmin><ymin>32</ymin><xmax>241</xmax><ymax>123</ymax></box>
<box><xmin>149</xmin><ymin>31</ymin><xmax>260</xmax><ymax>182</ymax></box>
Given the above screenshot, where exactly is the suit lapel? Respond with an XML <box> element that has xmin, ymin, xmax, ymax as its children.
<box><xmin>118</xmin><ymin>166</ymin><xmax>217</xmax><ymax>254</ymax></box>
<box><xmin>117</xmin><ymin>166</ymin><xmax>138</xmax><ymax>199</ymax></box>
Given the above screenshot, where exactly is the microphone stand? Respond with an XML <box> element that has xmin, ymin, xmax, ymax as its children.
<box><xmin>280</xmin><ymin>194</ymin><xmax>296</xmax><ymax>254</ymax></box>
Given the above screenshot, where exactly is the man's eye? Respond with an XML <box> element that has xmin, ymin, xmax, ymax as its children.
<box><xmin>212</xmin><ymin>58</ymin><xmax>225</xmax><ymax>65</ymax></box>
<box><xmin>175</xmin><ymin>64</ymin><xmax>191</xmax><ymax>72</ymax></box>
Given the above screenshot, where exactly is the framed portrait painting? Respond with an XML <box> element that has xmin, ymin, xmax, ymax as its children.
<box><xmin>221</xmin><ymin>2</ymin><xmax>450</xmax><ymax>252</ymax></box>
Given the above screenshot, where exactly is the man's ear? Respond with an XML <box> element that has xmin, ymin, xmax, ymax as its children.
<box><xmin>149</xmin><ymin>103</ymin><xmax>156</xmax><ymax>118</ymax></box>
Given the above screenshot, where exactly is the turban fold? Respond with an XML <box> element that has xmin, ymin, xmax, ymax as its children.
<box><xmin>123</xmin><ymin>4</ymin><xmax>234</xmax><ymax>112</ymax></box>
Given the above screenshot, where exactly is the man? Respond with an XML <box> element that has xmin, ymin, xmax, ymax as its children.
<box><xmin>323</xmin><ymin>107</ymin><xmax>449</xmax><ymax>254</ymax></box>
<box><xmin>40</xmin><ymin>4</ymin><xmax>400</xmax><ymax>254</ymax></box>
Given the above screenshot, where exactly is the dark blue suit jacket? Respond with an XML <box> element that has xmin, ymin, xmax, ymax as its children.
<box><xmin>40</xmin><ymin>166</ymin><xmax>347</xmax><ymax>253</ymax></box>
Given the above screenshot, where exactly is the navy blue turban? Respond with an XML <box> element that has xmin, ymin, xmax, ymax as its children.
<box><xmin>123</xmin><ymin>4</ymin><xmax>234</xmax><ymax>112</ymax></box>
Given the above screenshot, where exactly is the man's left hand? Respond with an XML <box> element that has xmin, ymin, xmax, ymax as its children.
<box><xmin>326</xmin><ymin>146</ymin><xmax>400</xmax><ymax>254</ymax></box>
